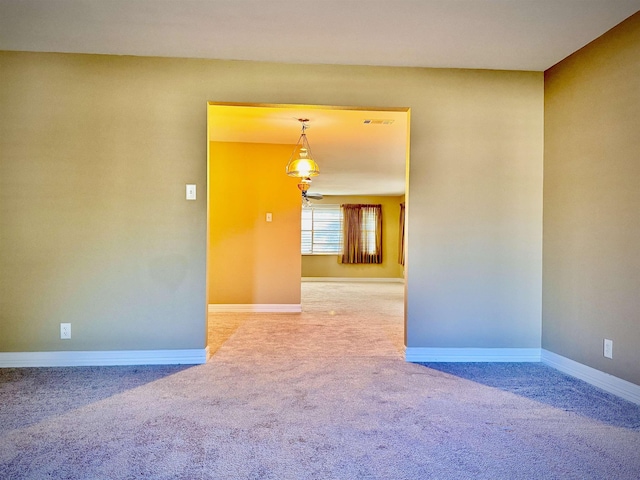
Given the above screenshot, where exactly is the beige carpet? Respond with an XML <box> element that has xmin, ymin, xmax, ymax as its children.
<box><xmin>208</xmin><ymin>281</ymin><xmax>405</xmax><ymax>359</ymax></box>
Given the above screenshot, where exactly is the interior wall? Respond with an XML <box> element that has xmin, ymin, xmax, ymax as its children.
<box><xmin>543</xmin><ymin>13</ymin><xmax>640</xmax><ymax>385</ymax></box>
<box><xmin>301</xmin><ymin>195</ymin><xmax>405</xmax><ymax>279</ymax></box>
<box><xmin>208</xmin><ymin>141</ymin><xmax>301</xmax><ymax>305</ymax></box>
<box><xmin>0</xmin><ymin>52</ymin><xmax>208</xmax><ymax>351</ymax></box>
<box><xmin>404</xmin><ymin>72</ymin><xmax>544</xmax><ymax>349</ymax></box>
<box><xmin>0</xmin><ymin>50</ymin><xmax>542</xmax><ymax>353</ymax></box>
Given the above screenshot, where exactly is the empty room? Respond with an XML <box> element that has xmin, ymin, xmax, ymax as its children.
<box><xmin>1</xmin><ymin>1</ymin><xmax>640</xmax><ymax>478</ymax></box>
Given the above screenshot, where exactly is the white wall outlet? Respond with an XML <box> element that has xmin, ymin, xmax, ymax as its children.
<box><xmin>266</xmin><ymin>212</ymin><xmax>273</xmax><ymax>222</ymax></box>
<box><xmin>60</xmin><ymin>323</ymin><xmax>71</xmax><ymax>339</ymax></box>
<box><xmin>604</xmin><ymin>338</ymin><xmax>613</xmax><ymax>359</ymax></box>
<box><xmin>186</xmin><ymin>184</ymin><xmax>196</xmax><ymax>200</ymax></box>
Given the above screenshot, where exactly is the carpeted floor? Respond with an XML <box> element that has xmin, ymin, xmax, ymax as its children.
<box><xmin>1</xmin><ymin>281</ymin><xmax>639</xmax><ymax>479</ymax></box>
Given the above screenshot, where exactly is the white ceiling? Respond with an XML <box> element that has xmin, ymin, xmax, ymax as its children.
<box><xmin>2</xmin><ymin>1</ymin><xmax>638</xmax><ymax>196</ymax></box>
<box><xmin>1</xmin><ymin>0</ymin><xmax>639</xmax><ymax>71</ymax></box>
<box><xmin>209</xmin><ymin>104</ymin><xmax>409</xmax><ymax>196</ymax></box>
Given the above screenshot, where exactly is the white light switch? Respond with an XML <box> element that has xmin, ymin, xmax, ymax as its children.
<box><xmin>266</xmin><ymin>213</ymin><xmax>273</xmax><ymax>222</ymax></box>
<box><xmin>186</xmin><ymin>184</ymin><xmax>196</xmax><ymax>200</ymax></box>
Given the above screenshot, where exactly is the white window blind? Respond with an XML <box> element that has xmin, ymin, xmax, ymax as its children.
<box><xmin>301</xmin><ymin>205</ymin><xmax>343</xmax><ymax>254</ymax></box>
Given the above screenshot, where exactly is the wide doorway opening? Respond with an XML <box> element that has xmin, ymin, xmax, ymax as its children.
<box><xmin>206</xmin><ymin>103</ymin><xmax>410</xmax><ymax>357</ymax></box>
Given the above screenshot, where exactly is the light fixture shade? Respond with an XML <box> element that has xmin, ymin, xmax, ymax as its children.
<box><xmin>286</xmin><ymin>156</ymin><xmax>320</xmax><ymax>178</ymax></box>
<box><xmin>286</xmin><ymin>121</ymin><xmax>320</xmax><ymax>178</ymax></box>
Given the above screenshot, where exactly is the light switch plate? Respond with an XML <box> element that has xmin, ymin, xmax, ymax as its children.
<box><xmin>186</xmin><ymin>184</ymin><xmax>196</xmax><ymax>200</ymax></box>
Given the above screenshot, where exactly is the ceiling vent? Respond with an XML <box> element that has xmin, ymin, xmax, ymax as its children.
<box><xmin>363</xmin><ymin>119</ymin><xmax>395</xmax><ymax>125</ymax></box>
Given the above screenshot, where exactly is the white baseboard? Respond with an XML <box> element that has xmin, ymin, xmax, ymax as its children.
<box><xmin>208</xmin><ymin>304</ymin><xmax>302</xmax><ymax>313</ymax></box>
<box><xmin>405</xmin><ymin>347</ymin><xmax>542</xmax><ymax>363</ymax></box>
<box><xmin>302</xmin><ymin>277</ymin><xmax>404</xmax><ymax>283</ymax></box>
<box><xmin>0</xmin><ymin>348</ymin><xmax>209</xmax><ymax>367</ymax></box>
<box><xmin>541</xmin><ymin>349</ymin><xmax>640</xmax><ymax>405</ymax></box>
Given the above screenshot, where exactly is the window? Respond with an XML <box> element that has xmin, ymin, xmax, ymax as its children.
<box><xmin>341</xmin><ymin>204</ymin><xmax>383</xmax><ymax>264</ymax></box>
<box><xmin>361</xmin><ymin>207</ymin><xmax>379</xmax><ymax>255</ymax></box>
<box><xmin>301</xmin><ymin>205</ymin><xmax>343</xmax><ymax>254</ymax></box>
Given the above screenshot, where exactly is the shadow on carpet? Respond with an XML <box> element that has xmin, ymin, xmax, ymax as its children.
<box><xmin>417</xmin><ymin>362</ymin><xmax>640</xmax><ymax>429</ymax></box>
<box><xmin>0</xmin><ymin>365</ymin><xmax>192</xmax><ymax>433</ymax></box>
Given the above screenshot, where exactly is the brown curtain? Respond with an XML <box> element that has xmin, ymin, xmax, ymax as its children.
<box><xmin>398</xmin><ymin>202</ymin><xmax>405</xmax><ymax>265</ymax></box>
<box><xmin>341</xmin><ymin>204</ymin><xmax>382</xmax><ymax>264</ymax></box>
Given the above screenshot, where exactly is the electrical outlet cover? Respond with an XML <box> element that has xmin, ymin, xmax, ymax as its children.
<box><xmin>60</xmin><ymin>323</ymin><xmax>71</xmax><ymax>339</ymax></box>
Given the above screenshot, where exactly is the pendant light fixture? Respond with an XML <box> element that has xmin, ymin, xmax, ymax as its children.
<box><xmin>285</xmin><ymin>118</ymin><xmax>320</xmax><ymax>179</ymax></box>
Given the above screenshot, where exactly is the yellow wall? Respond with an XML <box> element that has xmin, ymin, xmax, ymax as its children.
<box><xmin>0</xmin><ymin>50</ymin><xmax>542</xmax><ymax>353</ymax></box>
<box><xmin>208</xmin><ymin>141</ymin><xmax>301</xmax><ymax>305</ymax></box>
<box><xmin>301</xmin><ymin>195</ymin><xmax>404</xmax><ymax>279</ymax></box>
<box><xmin>543</xmin><ymin>13</ymin><xmax>640</xmax><ymax>384</ymax></box>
